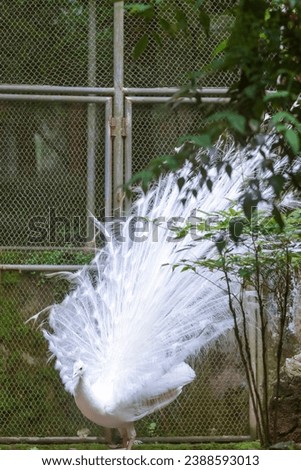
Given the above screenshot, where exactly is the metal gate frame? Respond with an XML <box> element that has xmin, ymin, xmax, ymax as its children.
<box><xmin>0</xmin><ymin>90</ymin><xmax>113</xmax><ymax>220</ymax></box>
<box><xmin>0</xmin><ymin>1</ymin><xmax>230</xmax><ymax>217</ymax></box>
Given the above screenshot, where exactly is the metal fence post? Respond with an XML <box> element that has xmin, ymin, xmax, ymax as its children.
<box><xmin>86</xmin><ymin>0</ymin><xmax>97</xmax><ymax>243</ymax></box>
<box><xmin>105</xmin><ymin>98</ymin><xmax>113</xmax><ymax>218</ymax></box>
<box><xmin>113</xmin><ymin>1</ymin><xmax>124</xmax><ymax>215</ymax></box>
<box><xmin>246</xmin><ymin>290</ymin><xmax>258</xmax><ymax>440</ymax></box>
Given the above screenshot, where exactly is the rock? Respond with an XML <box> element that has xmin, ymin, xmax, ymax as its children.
<box><xmin>285</xmin><ymin>354</ymin><xmax>301</xmax><ymax>378</ymax></box>
<box><xmin>269</xmin><ymin>441</ymin><xmax>296</xmax><ymax>450</ymax></box>
<box><xmin>269</xmin><ymin>375</ymin><xmax>301</xmax><ymax>443</ymax></box>
<box><xmin>76</xmin><ymin>428</ymin><xmax>90</xmax><ymax>438</ymax></box>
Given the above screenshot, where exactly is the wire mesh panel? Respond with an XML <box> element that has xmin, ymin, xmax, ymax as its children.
<box><xmin>128</xmin><ymin>100</ymin><xmax>226</xmax><ymax>174</ymax></box>
<box><xmin>137</xmin><ymin>345</ymin><xmax>249</xmax><ymax>438</ymax></box>
<box><xmin>0</xmin><ymin>270</ymin><xmax>249</xmax><ymax>438</ymax></box>
<box><xmin>130</xmin><ymin>103</ymin><xmax>198</xmax><ymax>172</ymax></box>
<box><xmin>0</xmin><ymin>0</ymin><xmax>113</xmax><ymax>87</ymax></box>
<box><xmin>0</xmin><ymin>100</ymin><xmax>106</xmax><ymax>248</ymax></box>
<box><xmin>124</xmin><ymin>0</ymin><xmax>237</xmax><ymax>88</ymax></box>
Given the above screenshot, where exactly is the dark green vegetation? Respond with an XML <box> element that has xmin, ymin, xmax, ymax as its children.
<box><xmin>0</xmin><ymin>250</ymin><xmax>93</xmax><ymax>266</ymax></box>
<box><xmin>126</xmin><ymin>0</ymin><xmax>301</xmax><ymax>226</ymax></box>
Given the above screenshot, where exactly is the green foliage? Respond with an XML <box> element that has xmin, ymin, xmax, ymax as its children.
<box><xmin>175</xmin><ymin>206</ymin><xmax>301</xmax><ymax>446</ymax></box>
<box><xmin>146</xmin><ymin>421</ymin><xmax>157</xmax><ymax>437</ymax></box>
<box><xmin>0</xmin><ymin>250</ymin><xmax>93</xmax><ymax>265</ymax></box>
<box><xmin>182</xmin><ymin>206</ymin><xmax>301</xmax><ymax>280</ymax></box>
<box><xmin>125</xmin><ymin>0</ymin><xmax>301</xmax><ymax>224</ymax></box>
<box><xmin>1</xmin><ymin>272</ymin><xmax>21</xmax><ymax>286</ymax></box>
<box><xmin>123</xmin><ymin>0</ymin><xmax>215</xmax><ymax>70</ymax></box>
<box><xmin>133</xmin><ymin>34</ymin><xmax>149</xmax><ymax>59</ymax></box>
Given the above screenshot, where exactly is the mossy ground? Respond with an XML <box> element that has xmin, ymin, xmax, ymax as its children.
<box><xmin>0</xmin><ymin>441</ymin><xmax>261</xmax><ymax>450</ymax></box>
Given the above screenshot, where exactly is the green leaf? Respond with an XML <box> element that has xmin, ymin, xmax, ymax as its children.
<box><xmin>216</xmin><ymin>238</ymin><xmax>226</xmax><ymax>254</ymax></box>
<box><xmin>181</xmin><ymin>265</ymin><xmax>195</xmax><ymax>272</ymax></box>
<box><xmin>272</xmin><ymin>111</ymin><xmax>301</xmax><ymax>131</ymax></box>
<box><xmin>159</xmin><ymin>18</ymin><xmax>177</xmax><ymax>36</ymax></box>
<box><xmin>179</xmin><ymin>134</ymin><xmax>212</xmax><ymax>148</ymax></box>
<box><xmin>127</xmin><ymin>169</ymin><xmax>154</xmax><ymax>193</ymax></box>
<box><xmin>195</xmin><ymin>0</ymin><xmax>206</xmax><ymax>6</ymax></box>
<box><xmin>272</xmin><ymin>205</ymin><xmax>284</xmax><ymax>230</ymax></box>
<box><xmin>125</xmin><ymin>4</ymin><xmax>154</xmax><ymax>16</ymax></box>
<box><xmin>244</xmin><ymin>85</ymin><xmax>258</xmax><ymax>99</ymax></box>
<box><xmin>238</xmin><ymin>268</ymin><xmax>249</xmax><ymax>278</ymax></box>
<box><xmin>242</xmin><ymin>193</ymin><xmax>258</xmax><ymax>220</ymax></box>
<box><xmin>206</xmin><ymin>112</ymin><xmax>246</xmax><ymax>135</ymax></box>
<box><xmin>263</xmin><ymin>90</ymin><xmax>290</xmax><ymax>102</ymax></box>
<box><xmin>177</xmin><ymin>176</ymin><xmax>185</xmax><ymax>191</ymax></box>
<box><xmin>228</xmin><ymin>114</ymin><xmax>246</xmax><ymax>134</ymax></box>
<box><xmin>284</xmin><ymin>128</ymin><xmax>300</xmax><ymax>155</ymax></box>
<box><xmin>206</xmin><ymin>179</ymin><xmax>213</xmax><ymax>191</ymax></box>
<box><xmin>225</xmin><ymin>163</ymin><xmax>232</xmax><ymax>177</ymax></box>
<box><xmin>175</xmin><ymin>8</ymin><xmax>188</xmax><ymax>32</ymax></box>
<box><xmin>133</xmin><ymin>34</ymin><xmax>149</xmax><ymax>59</ymax></box>
<box><xmin>152</xmin><ymin>31</ymin><xmax>163</xmax><ymax>47</ymax></box>
<box><xmin>229</xmin><ymin>217</ymin><xmax>247</xmax><ymax>242</ymax></box>
<box><xmin>268</xmin><ymin>174</ymin><xmax>286</xmax><ymax>196</ymax></box>
<box><xmin>160</xmin><ymin>155</ymin><xmax>180</xmax><ymax>171</ymax></box>
<box><xmin>212</xmin><ymin>39</ymin><xmax>228</xmax><ymax>57</ymax></box>
<box><xmin>198</xmin><ymin>8</ymin><xmax>210</xmax><ymax>37</ymax></box>
<box><xmin>200</xmin><ymin>166</ymin><xmax>207</xmax><ymax>179</ymax></box>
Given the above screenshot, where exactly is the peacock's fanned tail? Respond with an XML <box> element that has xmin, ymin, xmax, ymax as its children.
<box><xmin>38</xmin><ymin>137</ymin><xmax>293</xmax><ymax>412</ymax></box>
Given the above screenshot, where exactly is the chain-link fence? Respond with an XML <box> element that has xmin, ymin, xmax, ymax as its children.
<box><xmin>0</xmin><ymin>0</ymin><xmax>251</xmax><ymax>442</ymax></box>
<box><xmin>0</xmin><ymin>100</ymin><xmax>108</xmax><ymax>248</ymax></box>
<box><xmin>123</xmin><ymin>0</ymin><xmax>237</xmax><ymax>88</ymax></box>
<box><xmin>127</xmin><ymin>100</ymin><xmax>227</xmax><ymax>175</ymax></box>
<box><xmin>1</xmin><ymin>0</ymin><xmax>236</xmax><ymax>88</ymax></box>
<box><xmin>0</xmin><ymin>0</ymin><xmax>113</xmax><ymax>87</ymax></box>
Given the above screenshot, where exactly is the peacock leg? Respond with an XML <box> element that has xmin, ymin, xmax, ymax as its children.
<box><xmin>126</xmin><ymin>423</ymin><xmax>136</xmax><ymax>450</ymax></box>
<box><xmin>118</xmin><ymin>427</ymin><xmax>128</xmax><ymax>449</ymax></box>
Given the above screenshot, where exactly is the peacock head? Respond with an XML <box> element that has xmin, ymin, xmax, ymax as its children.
<box><xmin>73</xmin><ymin>360</ymin><xmax>85</xmax><ymax>379</ymax></box>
